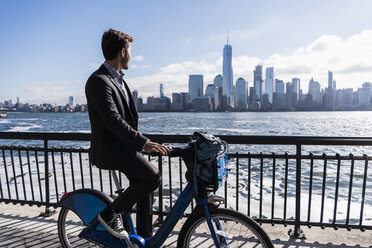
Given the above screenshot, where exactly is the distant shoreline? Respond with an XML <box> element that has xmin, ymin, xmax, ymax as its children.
<box><xmin>2</xmin><ymin>109</ymin><xmax>372</xmax><ymax>114</ymax></box>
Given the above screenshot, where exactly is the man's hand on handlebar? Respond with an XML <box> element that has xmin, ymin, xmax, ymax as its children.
<box><xmin>143</xmin><ymin>141</ymin><xmax>169</xmax><ymax>156</ymax></box>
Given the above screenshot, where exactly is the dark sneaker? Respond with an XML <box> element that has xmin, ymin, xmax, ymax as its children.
<box><xmin>98</xmin><ymin>211</ymin><xmax>131</xmax><ymax>243</ymax></box>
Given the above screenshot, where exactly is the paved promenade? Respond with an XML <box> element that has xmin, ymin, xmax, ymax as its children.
<box><xmin>0</xmin><ymin>203</ymin><xmax>371</xmax><ymax>247</ymax></box>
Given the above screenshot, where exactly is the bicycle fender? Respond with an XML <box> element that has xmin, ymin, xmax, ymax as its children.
<box><xmin>58</xmin><ymin>188</ymin><xmax>113</xmax><ymax>225</ymax></box>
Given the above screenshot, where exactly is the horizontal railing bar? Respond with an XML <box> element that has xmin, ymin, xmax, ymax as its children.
<box><xmin>0</xmin><ymin>145</ymin><xmax>90</xmax><ymax>153</ymax></box>
<box><xmin>1</xmin><ymin>132</ymin><xmax>372</xmax><ymax>146</ymax></box>
<box><xmin>229</xmin><ymin>153</ymin><xmax>372</xmax><ymax>160</ymax></box>
<box><xmin>1</xmin><ymin>145</ymin><xmax>371</xmax><ymax>161</ymax></box>
<box><xmin>0</xmin><ymin>132</ymin><xmax>91</xmax><ymax>141</ymax></box>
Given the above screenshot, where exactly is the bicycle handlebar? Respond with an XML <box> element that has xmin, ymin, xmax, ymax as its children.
<box><xmin>147</xmin><ymin>140</ymin><xmax>228</xmax><ymax>158</ymax></box>
<box><xmin>147</xmin><ymin>145</ymin><xmax>192</xmax><ymax>157</ymax></box>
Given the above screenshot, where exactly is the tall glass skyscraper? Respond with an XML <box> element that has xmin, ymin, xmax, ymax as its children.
<box><xmin>188</xmin><ymin>75</ymin><xmax>204</xmax><ymax>101</ymax></box>
<box><xmin>308</xmin><ymin>78</ymin><xmax>321</xmax><ymax>103</ymax></box>
<box><xmin>160</xmin><ymin>83</ymin><xmax>164</xmax><ymax>97</ymax></box>
<box><xmin>275</xmin><ymin>79</ymin><xmax>284</xmax><ymax>94</ymax></box>
<box><xmin>328</xmin><ymin>70</ymin><xmax>336</xmax><ymax>90</ymax></box>
<box><xmin>235</xmin><ymin>77</ymin><xmax>248</xmax><ymax>109</ymax></box>
<box><xmin>213</xmin><ymin>74</ymin><xmax>226</xmax><ymax>111</ymax></box>
<box><xmin>213</xmin><ymin>74</ymin><xmax>226</xmax><ymax>95</ymax></box>
<box><xmin>223</xmin><ymin>42</ymin><xmax>233</xmax><ymax>107</ymax></box>
<box><xmin>253</xmin><ymin>64</ymin><xmax>263</xmax><ymax>101</ymax></box>
<box><xmin>264</xmin><ymin>67</ymin><xmax>274</xmax><ymax>103</ymax></box>
<box><xmin>292</xmin><ymin>78</ymin><xmax>300</xmax><ymax>100</ymax></box>
<box><xmin>328</xmin><ymin>71</ymin><xmax>333</xmax><ymax>89</ymax></box>
<box><xmin>69</xmin><ymin>96</ymin><xmax>74</xmax><ymax>106</ymax></box>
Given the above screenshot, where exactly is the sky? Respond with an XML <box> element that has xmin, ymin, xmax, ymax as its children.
<box><xmin>1</xmin><ymin>0</ymin><xmax>372</xmax><ymax>105</ymax></box>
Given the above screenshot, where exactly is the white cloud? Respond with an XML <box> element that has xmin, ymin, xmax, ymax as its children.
<box><xmin>128</xmin><ymin>29</ymin><xmax>372</xmax><ymax>100</ymax></box>
<box><xmin>264</xmin><ymin>30</ymin><xmax>372</xmax><ymax>92</ymax></box>
<box><xmin>23</xmin><ymin>80</ymin><xmax>85</xmax><ymax>105</ymax></box>
<box><xmin>132</xmin><ymin>55</ymin><xmax>145</xmax><ymax>62</ymax></box>
<box><xmin>17</xmin><ymin>30</ymin><xmax>372</xmax><ymax>104</ymax></box>
<box><xmin>160</xmin><ymin>60</ymin><xmax>218</xmax><ymax>75</ymax></box>
<box><xmin>128</xmin><ymin>60</ymin><xmax>221</xmax><ymax>99</ymax></box>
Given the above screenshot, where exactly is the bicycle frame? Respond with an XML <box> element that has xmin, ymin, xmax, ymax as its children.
<box><xmin>59</xmin><ymin>149</ymin><xmax>230</xmax><ymax>248</ymax></box>
<box><xmin>59</xmin><ymin>181</ymin><xmax>225</xmax><ymax>248</ymax></box>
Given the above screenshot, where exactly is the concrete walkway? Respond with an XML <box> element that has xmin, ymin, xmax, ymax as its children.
<box><xmin>0</xmin><ymin>203</ymin><xmax>371</xmax><ymax>247</ymax></box>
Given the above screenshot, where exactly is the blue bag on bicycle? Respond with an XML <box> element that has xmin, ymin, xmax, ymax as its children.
<box><xmin>192</xmin><ymin>132</ymin><xmax>228</xmax><ymax>193</ymax></box>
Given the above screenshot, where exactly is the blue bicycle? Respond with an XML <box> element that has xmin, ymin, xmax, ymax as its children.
<box><xmin>57</xmin><ymin>133</ymin><xmax>273</xmax><ymax>247</ymax></box>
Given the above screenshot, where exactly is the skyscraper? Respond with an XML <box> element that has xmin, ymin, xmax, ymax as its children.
<box><xmin>160</xmin><ymin>83</ymin><xmax>164</xmax><ymax>98</ymax></box>
<box><xmin>358</xmin><ymin>87</ymin><xmax>371</xmax><ymax>106</ymax></box>
<box><xmin>205</xmin><ymin>84</ymin><xmax>219</xmax><ymax>110</ymax></box>
<box><xmin>205</xmin><ymin>84</ymin><xmax>217</xmax><ymax>98</ymax></box>
<box><xmin>292</xmin><ymin>78</ymin><xmax>300</xmax><ymax>100</ymax></box>
<box><xmin>264</xmin><ymin>67</ymin><xmax>274</xmax><ymax>102</ymax></box>
<box><xmin>132</xmin><ymin>90</ymin><xmax>138</xmax><ymax>108</ymax></box>
<box><xmin>325</xmin><ymin>71</ymin><xmax>336</xmax><ymax>110</ymax></box>
<box><xmin>235</xmin><ymin>77</ymin><xmax>248</xmax><ymax>110</ymax></box>
<box><xmin>275</xmin><ymin>79</ymin><xmax>285</xmax><ymax>94</ymax></box>
<box><xmin>213</xmin><ymin>74</ymin><xmax>226</xmax><ymax>110</ymax></box>
<box><xmin>328</xmin><ymin>71</ymin><xmax>335</xmax><ymax>89</ymax></box>
<box><xmin>172</xmin><ymin>93</ymin><xmax>180</xmax><ymax>103</ymax></box>
<box><xmin>253</xmin><ymin>64</ymin><xmax>263</xmax><ymax>101</ymax></box>
<box><xmin>308</xmin><ymin>78</ymin><xmax>321</xmax><ymax>103</ymax></box>
<box><xmin>223</xmin><ymin>39</ymin><xmax>233</xmax><ymax>107</ymax></box>
<box><xmin>69</xmin><ymin>96</ymin><xmax>74</xmax><ymax>106</ymax></box>
<box><xmin>188</xmin><ymin>75</ymin><xmax>203</xmax><ymax>101</ymax></box>
<box><xmin>213</xmin><ymin>74</ymin><xmax>226</xmax><ymax>95</ymax></box>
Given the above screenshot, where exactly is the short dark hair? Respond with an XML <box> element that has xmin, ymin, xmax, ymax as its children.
<box><xmin>101</xmin><ymin>29</ymin><xmax>133</xmax><ymax>60</ymax></box>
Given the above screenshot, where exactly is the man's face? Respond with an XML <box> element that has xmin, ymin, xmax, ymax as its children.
<box><xmin>121</xmin><ymin>43</ymin><xmax>132</xmax><ymax>70</ymax></box>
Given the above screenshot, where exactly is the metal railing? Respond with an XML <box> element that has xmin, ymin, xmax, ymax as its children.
<box><xmin>0</xmin><ymin>132</ymin><xmax>371</xmax><ymax>238</ymax></box>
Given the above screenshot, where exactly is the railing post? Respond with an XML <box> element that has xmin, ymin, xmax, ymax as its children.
<box><xmin>289</xmin><ymin>144</ymin><xmax>306</xmax><ymax>239</ymax></box>
<box><xmin>39</xmin><ymin>139</ymin><xmax>55</xmax><ymax>217</ymax></box>
<box><xmin>154</xmin><ymin>155</ymin><xmax>163</xmax><ymax>227</ymax></box>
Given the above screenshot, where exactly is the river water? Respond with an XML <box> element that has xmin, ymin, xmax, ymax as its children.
<box><xmin>0</xmin><ymin>111</ymin><xmax>371</xmax><ymax>224</ymax></box>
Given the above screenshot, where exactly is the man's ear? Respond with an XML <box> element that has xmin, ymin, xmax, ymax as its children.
<box><xmin>120</xmin><ymin>48</ymin><xmax>126</xmax><ymax>57</ymax></box>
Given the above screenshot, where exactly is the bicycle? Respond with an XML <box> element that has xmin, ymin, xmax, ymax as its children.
<box><xmin>57</xmin><ymin>133</ymin><xmax>274</xmax><ymax>248</ymax></box>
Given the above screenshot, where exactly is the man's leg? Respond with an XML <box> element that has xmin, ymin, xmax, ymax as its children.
<box><xmin>111</xmin><ymin>152</ymin><xmax>161</xmax><ymax>237</ymax></box>
<box><xmin>136</xmin><ymin>193</ymin><xmax>153</xmax><ymax>238</ymax></box>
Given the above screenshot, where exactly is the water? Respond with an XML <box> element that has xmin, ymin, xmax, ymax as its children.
<box><xmin>1</xmin><ymin>111</ymin><xmax>372</xmax><ymax>224</ymax></box>
<box><xmin>1</xmin><ymin>111</ymin><xmax>372</xmax><ymax>136</ymax></box>
<box><xmin>2</xmin><ymin>111</ymin><xmax>372</xmax><ymax>153</ymax></box>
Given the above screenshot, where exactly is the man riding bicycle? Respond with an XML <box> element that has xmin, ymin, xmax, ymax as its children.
<box><xmin>85</xmin><ymin>29</ymin><xmax>168</xmax><ymax>243</ymax></box>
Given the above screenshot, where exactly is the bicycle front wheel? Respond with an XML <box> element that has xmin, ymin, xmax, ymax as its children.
<box><xmin>58</xmin><ymin>207</ymin><xmax>103</xmax><ymax>248</ymax></box>
<box><xmin>177</xmin><ymin>207</ymin><xmax>273</xmax><ymax>248</ymax></box>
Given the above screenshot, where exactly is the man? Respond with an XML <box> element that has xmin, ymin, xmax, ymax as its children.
<box><xmin>85</xmin><ymin>29</ymin><xmax>168</xmax><ymax>242</ymax></box>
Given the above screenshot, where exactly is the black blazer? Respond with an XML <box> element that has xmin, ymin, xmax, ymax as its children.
<box><xmin>85</xmin><ymin>64</ymin><xmax>148</xmax><ymax>170</ymax></box>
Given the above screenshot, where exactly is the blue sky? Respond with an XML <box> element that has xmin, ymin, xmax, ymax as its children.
<box><xmin>1</xmin><ymin>0</ymin><xmax>372</xmax><ymax>104</ymax></box>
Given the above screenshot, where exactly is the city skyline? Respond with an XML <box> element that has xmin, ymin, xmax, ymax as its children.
<box><xmin>3</xmin><ymin>76</ymin><xmax>371</xmax><ymax>112</ymax></box>
<box><xmin>1</xmin><ymin>1</ymin><xmax>372</xmax><ymax>104</ymax></box>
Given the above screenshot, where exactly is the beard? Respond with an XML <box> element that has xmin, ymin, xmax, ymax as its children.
<box><xmin>121</xmin><ymin>54</ymin><xmax>130</xmax><ymax>70</ymax></box>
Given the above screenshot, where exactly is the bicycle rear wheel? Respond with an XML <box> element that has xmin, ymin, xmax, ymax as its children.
<box><xmin>58</xmin><ymin>207</ymin><xmax>103</xmax><ymax>248</ymax></box>
<box><xmin>177</xmin><ymin>207</ymin><xmax>273</xmax><ymax>248</ymax></box>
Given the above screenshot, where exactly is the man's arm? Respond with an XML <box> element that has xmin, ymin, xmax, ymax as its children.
<box><xmin>86</xmin><ymin>76</ymin><xmax>148</xmax><ymax>151</ymax></box>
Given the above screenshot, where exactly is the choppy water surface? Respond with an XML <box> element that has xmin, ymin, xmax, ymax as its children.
<box><xmin>1</xmin><ymin>111</ymin><xmax>372</xmax><ymax>136</ymax></box>
<box><xmin>1</xmin><ymin>111</ymin><xmax>372</xmax><ymax>224</ymax></box>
